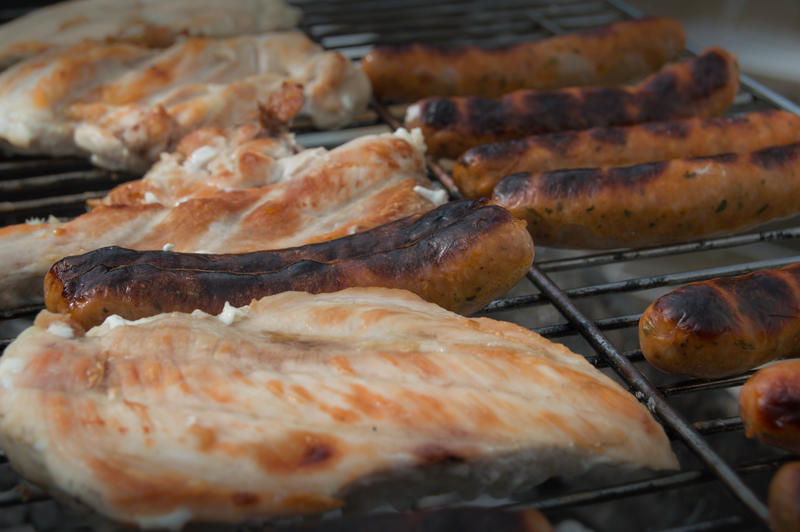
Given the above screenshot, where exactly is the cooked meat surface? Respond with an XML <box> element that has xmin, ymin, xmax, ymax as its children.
<box><xmin>45</xmin><ymin>200</ymin><xmax>534</xmax><ymax>328</ymax></box>
<box><xmin>0</xmin><ymin>0</ymin><xmax>302</xmax><ymax>69</ymax></box>
<box><xmin>96</xmin><ymin>127</ymin><xmax>426</xmax><ymax>207</ymax></box>
<box><xmin>0</xmin><ymin>32</ymin><xmax>371</xmax><ymax>171</ymax></box>
<box><xmin>0</xmin><ymin>130</ymin><xmax>435</xmax><ymax>310</ymax></box>
<box><xmin>0</xmin><ymin>288</ymin><xmax>678</xmax><ymax>527</ymax></box>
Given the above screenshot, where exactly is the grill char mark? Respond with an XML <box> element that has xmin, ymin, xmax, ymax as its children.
<box><xmin>654</xmin><ymin>283</ymin><xmax>740</xmax><ymax>339</ymax></box>
<box><xmin>534</xmin><ymin>161</ymin><xmax>670</xmax><ymax>199</ymax></box>
<box><xmin>750</xmin><ymin>143</ymin><xmax>800</xmax><ymax>169</ymax></box>
<box><xmin>714</xmin><ymin>270</ymin><xmax>799</xmax><ymax>336</ymax></box>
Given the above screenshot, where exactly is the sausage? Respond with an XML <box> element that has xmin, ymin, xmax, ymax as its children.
<box><xmin>637</xmin><ymin>264</ymin><xmax>800</xmax><ymax>378</ymax></box>
<box><xmin>769</xmin><ymin>462</ymin><xmax>800</xmax><ymax>532</ymax></box>
<box><xmin>453</xmin><ymin>110</ymin><xmax>800</xmax><ymax>199</ymax></box>
<box><xmin>44</xmin><ymin>200</ymin><xmax>534</xmax><ymax>329</ymax></box>
<box><xmin>492</xmin><ymin>142</ymin><xmax>800</xmax><ymax>250</ymax></box>
<box><xmin>405</xmin><ymin>47</ymin><xmax>739</xmax><ymax>159</ymax></box>
<box><xmin>361</xmin><ymin>17</ymin><xmax>685</xmax><ymax>102</ymax></box>
<box><xmin>739</xmin><ymin>360</ymin><xmax>800</xmax><ymax>452</ymax></box>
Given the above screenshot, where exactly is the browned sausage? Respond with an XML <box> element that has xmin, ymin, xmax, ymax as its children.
<box><xmin>769</xmin><ymin>462</ymin><xmax>800</xmax><ymax>532</ymax></box>
<box><xmin>492</xmin><ymin>142</ymin><xmax>800</xmax><ymax>250</ymax></box>
<box><xmin>739</xmin><ymin>360</ymin><xmax>800</xmax><ymax>452</ymax></box>
<box><xmin>361</xmin><ymin>17</ymin><xmax>685</xmax><ymax>102</ymax></box>
<box><xmin>44</xmin><ymin>200</ymin><xmax>534</xmax><ymax>329</ymax></box>
<box><xmin>453</xmin><ymin>110</ymin><xmax>800</xmax><ymax>199</ymax></box>
<box><xmin>405</xmin><ymin>48</ymin><xmax>739</xmax><ymax>159</ymax></box>
<box><xmin>638</xmin><ymin>264</ymin><xmax>800</xmax><ymax>378</ymax></box>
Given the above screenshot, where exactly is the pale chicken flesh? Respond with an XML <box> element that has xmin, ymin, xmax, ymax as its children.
<box><xmin>0</xmin><ymin>0</ymin><xmax>302</xmax><ymax>69</ymax></box>
<box><xmin>0</xmin><ymin>129</ymin><xmax>435</xmax><ymax>310</ymax></box>
<box><xmin>0</xmin><ymin>32</ymin><xmax>371</xmax><ymax>171</ymax></box>
<box><xmin>0</xmin><ymin>288</ymin><xmax>678</xmax><ymax>528</ymax></box>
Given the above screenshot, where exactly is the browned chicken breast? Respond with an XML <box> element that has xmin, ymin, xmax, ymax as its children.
<box><xmin>0</xmin><ymin>32</ymin><xmax>371</xmax><ymax>171</ymax></box>
<box><xmin>0</xmin><ymin>288</ymin><xmax>678</xmax><ymax>528</ymax></box>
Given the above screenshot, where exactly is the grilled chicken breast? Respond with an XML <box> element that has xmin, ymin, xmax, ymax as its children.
<box><xmin>95</xmin><ymin>127</ymin><xmax>427</xmax><ymax>208</ymax></box>
<box><xmin>0</xmin><ymin>32</ymin><xmax>371</xmax><ymax>171</ymax></box>
<box><xmin>0</xmin><ymin>288</ymin><xmax>678</xmax><ymax>528</ymax></box>
<box><xmin>0</xmin><ymin>129</ymin><xmax>435</xmax><ymax>310</ymax></box>
<box><xmin>0</xmin><ymin>0</ymin><xmax>302</xmax><ymax>69</ymax></box>
<box><xmin>92</xmin><ymin>121</ymin><xmax>302</xmax><ymax>207</ymax></box>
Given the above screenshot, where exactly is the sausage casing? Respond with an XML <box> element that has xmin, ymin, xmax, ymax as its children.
<box><xmin>362</xmin><ymin>17</ymin><xmax>685</xmax><ymax>102</ymax></box>
<box><xmin>638</xmin><ymin>264</ymin><xmax>800</xmax><ymax>378</ymax></box>
<box><xmin>492</xmin><ymin>142</ymin><xmax>800</xmax><ymax>250</ymax></box>
<box><xmin>739</xmin><ymin>360</ymin><xmax>800</xmax><ymax>452</ymax></box>
<box><xmin>406</xmin><ymin>48</ymin><xmax>739</xmax><ymax>159</ymax></box>
<box><xmin>45</xmin><ymin>200</ymin><xmax>534</xmax><ymax>329</ymax></box>
<box><xmin>453</xmin><ymin>110</ymin><xmax>800</xmax><ymax>199</ymax></box>
<box><xmin>769</xmin><ymin>462</ymin><xmax>800</xmax><ymax>532</ymax></box>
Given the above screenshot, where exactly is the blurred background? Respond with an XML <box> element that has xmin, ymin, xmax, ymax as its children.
<box><xmin>629</xmin><ymin>0</ymin><xmax>800</xmax><ymax>104</ymax></box>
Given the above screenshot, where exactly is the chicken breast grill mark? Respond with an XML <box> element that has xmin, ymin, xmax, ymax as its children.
<box><xmin>0</xmin><ymin>288</ymin><xmax>678</xmax><ymax>528</ymax></box>
<box><xmin>0</xmin><ymin>32</ymin><xmax>371</xmax><ymax>171</ymax></box>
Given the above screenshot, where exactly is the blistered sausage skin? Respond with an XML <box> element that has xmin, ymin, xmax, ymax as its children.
<box><xmin>493</xmin><ymin>142</ymin><xmax>800</xmax><ymax>250</ymax></box>
<box><xmin>44</xmin><ymin>200</ymin><xmax>534</xmax><ymax>329</ymax></box>
<box><xmin>769</xmin><ymin>462</ymin><xmax>800</xmax><ymax>532</ymax></box>
<box><xmin>406</xmin><ymin>48</ymin><xmax>739</xmax><ymax>159</ymax></box>
<box><xmin>638</xmin><ymin>264</ymin><xmax>800</xmax><ymax>378</ymax></box>
<box><xmin>739</xmin><ymin>360</ymin><xmax>800</xmax><ymax>453</ymax></box>
<box><xmin>361</xmin><ymin>17</ymin><xmax>685</xmax><ymax>102</ymax></box>
<box><xmin>453</xmin><ymin>110</ymin><xmax>800</xmax><ymax>199</ymax></box>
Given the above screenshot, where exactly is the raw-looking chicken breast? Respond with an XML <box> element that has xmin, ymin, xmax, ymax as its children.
<box><xmin>0</xmin><ymin>288</ymin><xmax>678</xmax><ymax>528</ymax></box>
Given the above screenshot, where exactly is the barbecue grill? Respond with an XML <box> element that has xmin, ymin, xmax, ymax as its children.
<box><xmin>1</xmin><ymin>1</ymin><xmax>799</xmax><ymax>530</ymax></box>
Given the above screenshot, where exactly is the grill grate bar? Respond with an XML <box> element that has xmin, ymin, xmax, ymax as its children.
<box><xmin>536</xmin><ymin>227</ymin><xmax>800</xmax><ymax>272</ymax></box>
<box><xmin>0</xmin><ymin>190</ymin><xmax>107</xmax><ymax>217</ymax></box>
<box><xmin>502</xmin><ymin>455</ymin><xmax>789</xmax><ymax>515</ymax></box>
<box><xmin>525</xmin><ymin>264</ymin><xmax>770</xmax><ymax>523</ymax></box>
<box><xmin>485</xmin><ymin>255</ymin><xmax>800</xmax><ymax>313</ymax></box>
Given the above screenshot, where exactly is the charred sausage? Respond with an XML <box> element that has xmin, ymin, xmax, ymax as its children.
<box><xmin>638</xmin><ymin>264</ymin><xmax>800</xmax><ymax>378</ymax></box>
<box><xmin>492</xmin><ymin>142</ymin><xmax>800</xmax><ymax>250</ymax></box>
<box><xmin>740</xmin><ymin>360</ymin><xmax>800</xmax><ymax>452</ymax></box>
<box><xmin>769</xmin><ymin>462</ymin><xmax>800</xmax><ymax>532</ymax></box>
<box><xmin>362</xmin><ymin>17</ymin><xmax>685</xmax><ymax>102</ymax></box>
<box><xmin>44</xmin><ymin>200</ymin><xmax>534</xmax><ymax>329</ymax></box>
<box><xmin>405</xmin><ymin>48</ymin><xmax>739</xmax><ymax>159</ymax></box>
<box><xmin>453</xmin><ymin>110</ymin><xmax>800</xmax><ymax>199</ymax></box>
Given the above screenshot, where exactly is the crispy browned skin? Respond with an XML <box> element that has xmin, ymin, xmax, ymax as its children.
<box><xmin>638</xmin><ymin>264</ymin><xmax>800</xmax><ymax>378</ymax></box>
<box><xmin>493</xmin><ymin>142</ymin><xmax>800</xmax><ymax>250</ymax></box>
<box><xmin>769</xmin><ymin>462</ymin><xmax>800</xmax><ymax>532</ymax></box>
<box><xmin>264</xmin><ymin>507</ymin><xmax>553</xmax><ymax>532</ymax></box>
<box><xmin>362</xmin><ymin>17</ymin><xmax>685</xmax><ymax>102</ymax></box>
<box><xmin>45</xmin><ymin>200</ymin><xmax>534</xmax><ymax>329</ymax></box>
<box><xmin>406</xmin><ymin>48</ymin><xmax>739</xmax><ymax>159</ymax></box>
<box><xmin>454</xmin><ymin>110</ymin><xmax>800</xmax><ymax>199</ymax></box>
<box><xmin>739</xmin><ymin>361</ymin><xmax>800</xmax><ymax>452</ymax></box>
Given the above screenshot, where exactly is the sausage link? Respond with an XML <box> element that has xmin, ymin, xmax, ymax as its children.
<box><xmin>492</xmin><ymin>142</ymin><xmax>800</xmax><ymax>249</ymax></box>
<box><xmin>362</xmin><ymin>17</ymin><xmax>685</xmax><ymax>102</ymax></box>
<box><xmin>453</xmin><ymin>110</ymin><xmax>800</xmax><ymax>199</ymax></box>
<box><xmin>739</xmin><ymin>360</ymin><xmax>800</xmax><ymax>453</ymax></box>
<box><xmin>638</xmin><ymin>265</ymin><xmax>800</xmax><ymax>378</ymax></box>
<box><xmin>406</xmin><ymin>47</ymin><xmax>739</xmax><ymax>159</ymax></box>
<box><xmin>44</xmin><ymin>200</ymin><xmax>534</xmax><ymax>329</ymax></box>
<box><xmin>769</xmin><ymin>462</ymin><xmax>800</xmax><ymax>532</ymax></box>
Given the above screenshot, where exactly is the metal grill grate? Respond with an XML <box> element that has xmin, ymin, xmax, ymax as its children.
<box><xmin>1</xmin><ymin>1</ymin><xmax>799</xmax><ymax>530</ymax></box>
